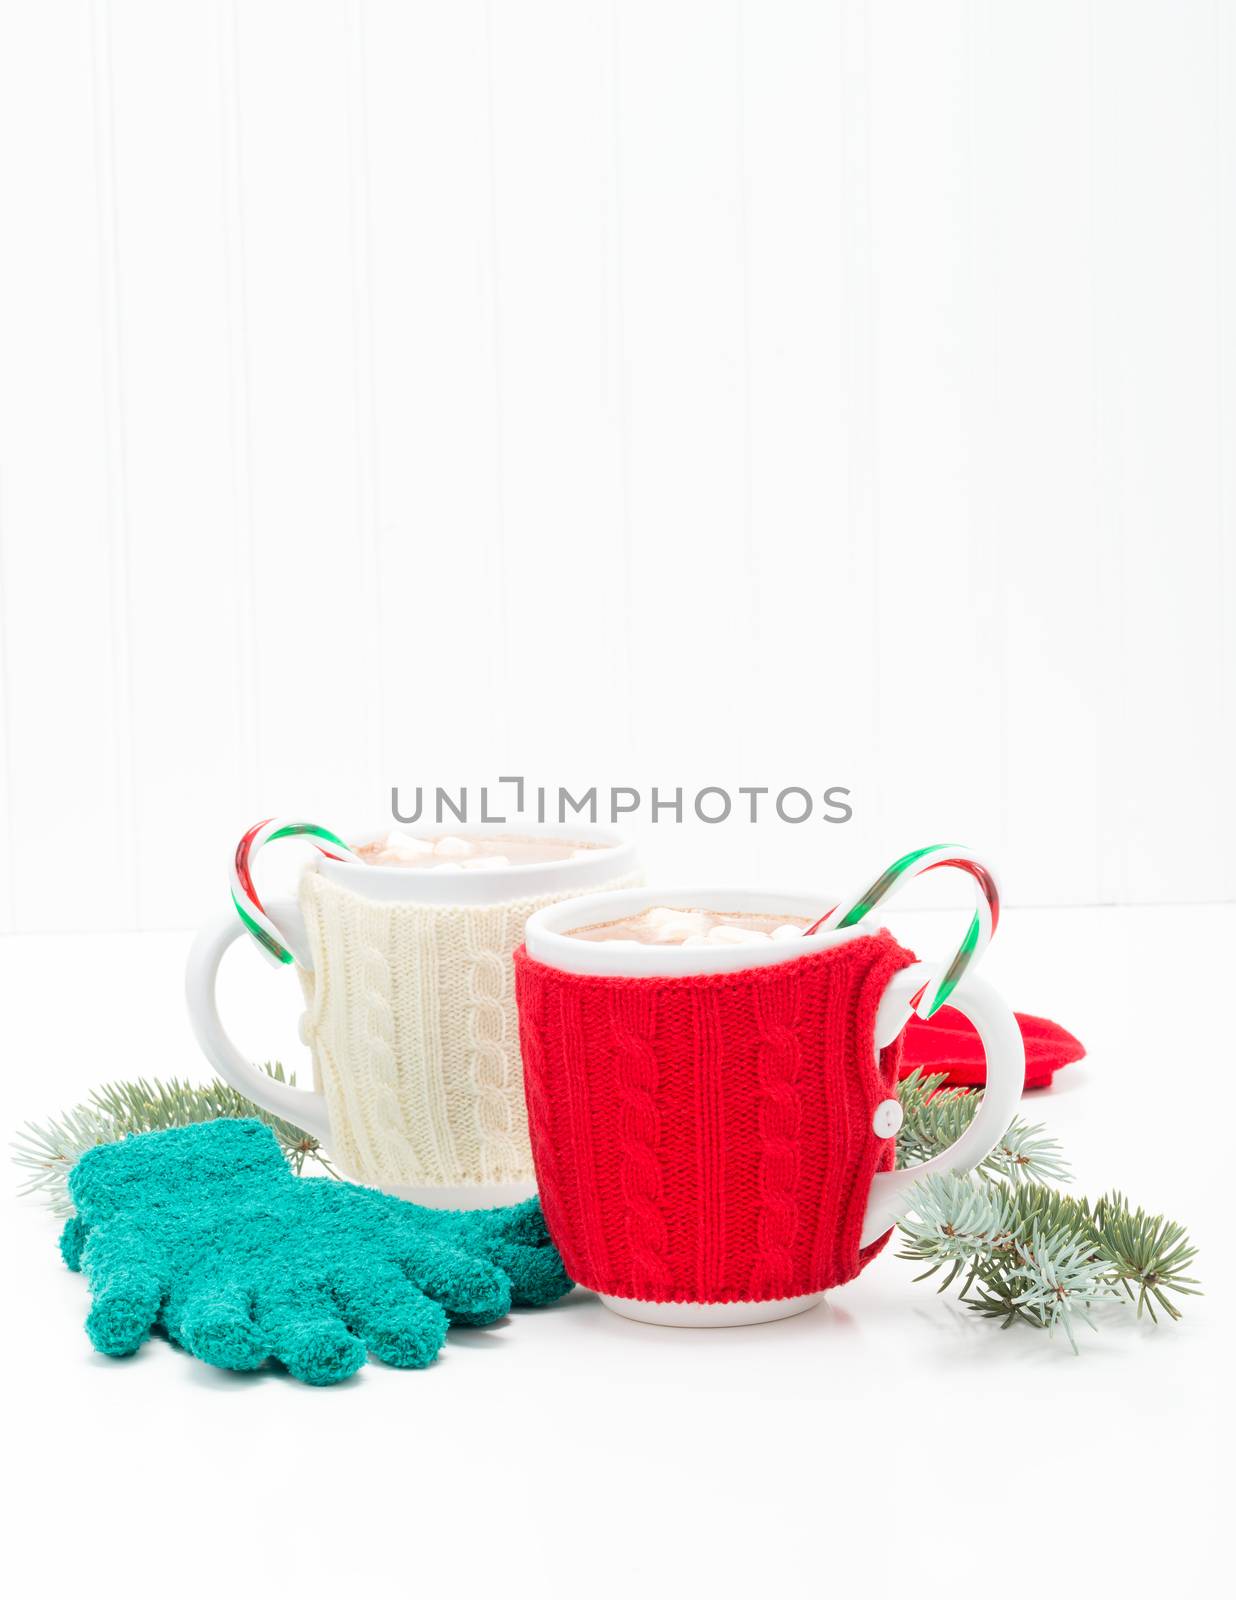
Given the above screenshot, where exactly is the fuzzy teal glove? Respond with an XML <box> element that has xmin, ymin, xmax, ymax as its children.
<box><xmin>60</xmin><ymin>1119</ymin><xmax>571</xmax><ymax>1385</ymax></box>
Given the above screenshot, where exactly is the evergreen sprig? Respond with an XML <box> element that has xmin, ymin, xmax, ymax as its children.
<box><xmin>895</xmin><ymin>1068</ymin><xmax>1071</xmax><ymax>1185</ymax></box>
<box><xmin>13</xmin><ymin>1065</ymin><xmax>334</xmax><ymax>1216</ymax></box>
<box><xmin>1086</xmin><ymin>1191</ymin><xmax>1201</xmax><ymax>1324</ymax></box>
<box><xmin>891</xmin><ymin>1070</ymin><xmax>1199</xmax><ymax>1348</ymax></box>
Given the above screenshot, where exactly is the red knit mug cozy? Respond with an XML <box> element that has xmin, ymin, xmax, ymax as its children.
<box><xmin>515</xmin><ymin>888</ymin><xmax>1026</xmax><ymax>1325</ymax></box>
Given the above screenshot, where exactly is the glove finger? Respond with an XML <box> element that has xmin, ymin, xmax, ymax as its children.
<box><xmin>332</xmin><ymin>1262</ymin><xmax>447</xmax><ymax>1370</ymax></box>
<box><xmin>393</xmin><ymin>1234</ymin><xmax>512</xmax><ymax>1327</ymax></box>
<box><xmin>466</xmin><ymin>1197</ymin><xmax>554</xmax><ymax>1249</ymax></box>
<box><xmin>173</xmin><ymin>1284</ymin><xmax>268</xmax><ymax>1373</ymax></box>
<box><xmin>256</xmin><ymin>1284</ymin><xmax>366</xmax><ymax>1387</ymax></box>
<box><xmin>60</xmin><ymin>1216</ymin><xmax>89</xmax><ymax>1272</ymax></box>
<box><xmin>86</xmin><ymin>1263</ymin><xmax>164</xmax><ymax>1358</ymax></box>
<box><xmin>484</xmin><ymin>1240</ymin><xmax>573</xmax><ymax>1307</ymax></box>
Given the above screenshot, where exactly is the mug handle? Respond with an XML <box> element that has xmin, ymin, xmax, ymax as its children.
<box><xmin>184</xmin><ymin>896</ymin><xmax>332</xmax><ymax>1143</ymax></box>
<box><xmin>859</xmin><ymin>961</ymin><xmax>1025</xmax><ymax>1247</ymax></box>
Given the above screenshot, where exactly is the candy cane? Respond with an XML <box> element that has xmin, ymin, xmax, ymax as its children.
<box><xmin>805</xmin><ymin>845</ymin><xmax>1000</xmax><ymax>1019</ymax></box>
<box><xmin>230</xmin><ymin>818</ymin><xmax>358</xmax><ymax>966</ymax></box>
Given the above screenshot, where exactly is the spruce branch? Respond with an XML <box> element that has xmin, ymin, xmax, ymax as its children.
<box><xmin>896</xmin><ymin>1173</ymin><xmax>1199</xmax><ymax>1350</ymax></box>
<box><xmin>1085</xmin><ymin>1191</ymin><xmax>1201</xmax><ymax>1324</ymax></box>
<box><xmin>1004</xmin><ymin>1223</ymin><xmax>1117</xmax><ymax>1352</ymax></box>
<box><xmin>13</xmin><ymin>1064</ymin><xmax>335</xmax><ymax>1217</ymax></box>
<box><xmin>895</xmin><ymin>1069</ymin><xmax>1071</xmax><ymax>1186</ymax></box>
<box><xmin>11</xmin><ymin>1103</ymin><xmax>118</xmax><ymax>1217</ymax></box>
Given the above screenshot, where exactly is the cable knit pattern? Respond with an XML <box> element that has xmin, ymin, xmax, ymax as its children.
<box><xmin>512</xmin><ymin>952</ymin><xmax>571</xmax><ymax>1255</ymax></box>
<box><xmin>748</xmin><ymin>973</ymin><xmax>804</xmax><ymax>1300</ymax></box>
<box><xmin>359</xmin><ymin>900</ymin><xmax>419</xmax><ymax>1182</ymax></box>
<box><xmin>462</xmin><ymin>909</ymin><xmax>523</xmax><ymax>1183</ymax></box>
<box><xmin>298</xmin><ymin>865</ymin><xmax>642</xmax><ymax>1190</ymax></box>
<box><xmin>513</xmin><ymin>931</ymin><xmax>916</xmax><ymax>1304</ymax></box>
<box><xmin>690</xmin><ymin>987</ymin><xmax>725</xmax><ymax>1302</ymax></box>
<box><xmin>608</xmin><ymin>986</ymin><xmax>673</xmax><ymax>1298</ymax></box>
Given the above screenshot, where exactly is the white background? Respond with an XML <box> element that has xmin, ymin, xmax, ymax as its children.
<box><xmin>1</xmin><ymin>0</ymin><xmax>1234</xmax><ymax>931</ymax></box>
<box><xmin>1</xmin><ymin>4</ymin><xmax>1232</xmax><ymax>1597</ymax></box>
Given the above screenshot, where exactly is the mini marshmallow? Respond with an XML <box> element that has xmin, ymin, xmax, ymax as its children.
<box><xmin>433</xmin><ymin>836</ymin><xmax>472</xmax><ymax>857</ymax></box>
<box><xmin>382</xmin><ymin>830</ymin><xmax>433</xmax><ymax>857</ymax></box>
<box><xmin>682</xmin><ymin>934</ymin><xmax>710</xmax><ymax>947</ymax></box>
<box><xmin>647</xmin><ymin>909</ymin><xmax>711</xmax><ymax>944</ymax></box>
<box><xmin>706</xmin><ymin>924</ymin><xmax>760</xmax><ymax>946</ymax></box>
<box><xmin>772</xmin><ymin>924</ymin><xmax>806</xmax><ymax>942</ymax></box>
<box><xmin>460</xmin><ymin>855</ymin><xmax>510</xmax><ymax>870</ymax></box>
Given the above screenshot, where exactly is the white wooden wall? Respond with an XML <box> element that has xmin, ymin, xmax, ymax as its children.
<box><xmin>0</xmin><ymin>0</ymin><xmax>1233</xmax><ymax>932</ymax></box>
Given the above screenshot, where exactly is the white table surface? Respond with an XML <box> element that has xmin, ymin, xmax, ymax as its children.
<box><xmin>3</xmin><ymin>905</ymin><xmax>1229</xmax><ymax>1597</ymax></box>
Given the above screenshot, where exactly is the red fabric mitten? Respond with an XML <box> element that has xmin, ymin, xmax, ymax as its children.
<box><xmin>901</xmin><ymin>1008</ymin><xmax>1084</xmax><ymax>1091</ymax></box>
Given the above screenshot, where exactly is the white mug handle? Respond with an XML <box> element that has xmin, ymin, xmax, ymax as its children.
<box><xmin>860</xmin><ymin>961</ymin><xmax>1025</xmax><ymax>1246</ymax></box>
<box><xmin>184</xmin><ymin>896</ymin><xmax>331</xmax><ymax>1143</ymax></box>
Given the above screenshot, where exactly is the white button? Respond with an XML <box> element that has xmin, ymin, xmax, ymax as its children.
<box><xmin>872</xmin><ymin>1098</ymin><xmax>903</xmax><ymax>1138</ymax></box>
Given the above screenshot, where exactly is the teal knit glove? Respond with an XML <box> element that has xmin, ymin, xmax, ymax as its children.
<box><xmin>60</xmin><ymin>1119</ymin><xmax>571</xmax><ymax>1385</ymax></box>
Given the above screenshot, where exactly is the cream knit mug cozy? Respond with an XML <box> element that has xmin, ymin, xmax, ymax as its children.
<box><xmin>186</xmin><ymin>823</ymin><xmax>643</xmax><ymax>1206</ymax></box>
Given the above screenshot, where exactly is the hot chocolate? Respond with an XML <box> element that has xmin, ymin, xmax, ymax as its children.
<box><xmin>357</xmin><ymin>832</ymin><xmax>608</xmax><ymax>872</ymax></box>
<box><xmin>565</xmin><ymin>905</ymin><xmax>810</xmax><ymax>948</ymax></box>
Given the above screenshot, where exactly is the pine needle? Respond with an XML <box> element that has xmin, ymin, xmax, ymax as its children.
<box><xmin>13</xmin><ymin>1063</ymin><xmax>335</xmax><ymax>1216</ymax></box>
<box><xmin>896</xmin><ymin>1172</ymin><xmax>1200</xmax><ymax>1349</ymax></box>
<box><xmin>895</xmin><ymin>1068</ymin><xmax>1071</xmax><ymax>1185</ymax></box>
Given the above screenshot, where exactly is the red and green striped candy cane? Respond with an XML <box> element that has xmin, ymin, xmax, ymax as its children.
<box><xmin>805</xmin><ymin>844</ymin><xmax>1000</xmax><ymax>1019</ymax></box>
<box><xmin>231</xmin><ymin>818</ymin><xmax>358</xmax><ymax>966</ymax></box>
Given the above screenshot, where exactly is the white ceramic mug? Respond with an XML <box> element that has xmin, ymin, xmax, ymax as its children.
<box><xmin>186</xmin><ymin>823</ymin><xmax>642</xmax><ymax>1207</ymax></box>
<box><xmin>517</xmin><ymin>885</ymin><xmax>1024</xmax><ymax>1325</ymax></box>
